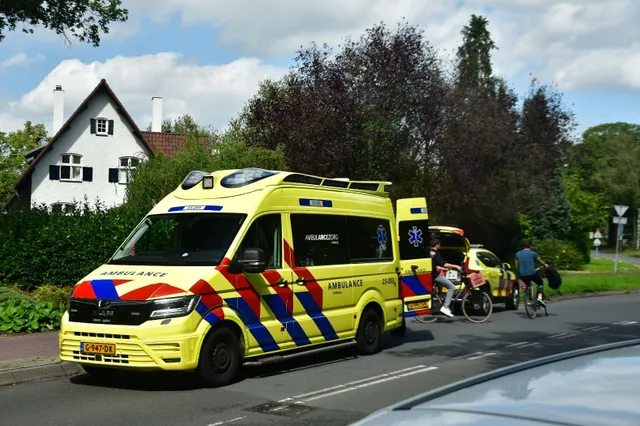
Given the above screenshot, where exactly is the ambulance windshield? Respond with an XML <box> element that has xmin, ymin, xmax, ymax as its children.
<box><xmin>109</xmin><ymin>213</ymin><xmax>247</xmax><ymax>266</ymax></box>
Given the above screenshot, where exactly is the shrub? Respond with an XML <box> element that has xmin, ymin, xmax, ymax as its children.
<box><xmin>532</xmin><ymin>239</ymin><xmax>585</xmax><ymax>271</ymax></box>
<box><xmin>0</xmin><ymin>286</ymin><xmax>35</xmax><ymax>303</ymax></box>
<box><xmin>0</xmin><ymin>199</ymin><xmax>141</xmax><ymax>290</ymax></box>
<box><xmin>32</xmin><ymin>284</ymin><xmax>73</xmax><ymax>311</ymax></box>
<box><xmin>0</xmin><ymin>299</ymin><xmax>63</xmax><ymax>334</ymax></box>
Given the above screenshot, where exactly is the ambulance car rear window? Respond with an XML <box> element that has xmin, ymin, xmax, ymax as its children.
<box><xmin>399</xmin><ymin>220</ymin><xmax>430</xmax><ymax>260</ymax></box>
<box><xmin>109</xmin><ymin>213</ymin><xmax>247</xmax><ymax>266</ymax></box>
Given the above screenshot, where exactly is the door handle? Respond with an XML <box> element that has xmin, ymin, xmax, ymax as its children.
<box><xmin>294</xmin><ymin>277</ymin><xmax>307</xmax><ymax>285</ymax></box>
<box><xmin>276</xmin><ymin>278</ymin><xmax>289</xmax><ymax>287</ymax></box>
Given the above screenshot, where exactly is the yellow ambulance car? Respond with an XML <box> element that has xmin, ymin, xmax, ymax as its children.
<box><xmin>59</xmin><ymin>168</ymin><xmax>435</xmax><ymax>386</ymax></box>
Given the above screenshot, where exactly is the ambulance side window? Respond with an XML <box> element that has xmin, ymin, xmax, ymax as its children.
<box><xmin>347</xmin><ymin>217</ymin><xmax>393</xmax><ymax>263</ymax></box>
<box><xmin>398</xmin><ymin>219</ymin><xmax>430</xmax><ymax>260</ymax></box>
<box><xmin>236</xmin><ymin>214</ymin><xmax>282</xmax><ymax>270</ymax></box>
<box><xmin>291</xmin><ymin>214</ymin><xmax>349</xmax><ymax>267</ymax></box>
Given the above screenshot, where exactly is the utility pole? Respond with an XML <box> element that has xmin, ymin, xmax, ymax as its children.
<box><xmin>613</xmin><ymin>205</ymin><xmax>629</xmax><ymax>273</ymax></box>
<box><xmin>636</xmin><ymin>207</ymin><xmax>639</xmax><ymax>250</ymax></box>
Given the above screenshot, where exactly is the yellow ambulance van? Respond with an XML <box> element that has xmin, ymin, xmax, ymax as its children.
<box><xmin>59</xmin><ymin>168</ymin><xmax>434</xmax><ymax>386</ymax></box>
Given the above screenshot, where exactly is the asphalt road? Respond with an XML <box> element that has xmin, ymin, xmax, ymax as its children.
<box><xmin>1</xmin><ymin>294</ymin><xmax>640</xmax><ymax>426</ymax></box>
<box><xmin>592</xmin><ymin>250</ymin><xmax>640</xmax><ymax>266</ymax></box>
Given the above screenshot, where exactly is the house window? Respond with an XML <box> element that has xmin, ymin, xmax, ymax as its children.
<box><xmin>60</xmin><ymin>154</ymin><xmax>82</xmax><ymax>181</ymax></box>
<box><xmin>96</xmin><ymin>118</ymin><xmax>108</xmax><ymax>135</ymax></box>
<box><xmin>118</xmin><ymin>156</ymin><xmax>140</xmax><ymax>183</ymax></box>
<box><xmin>90</xmin><ymin>117</ymin><xmax>114</xmax><ymax>136</ymax></box>
<box><xmin>51</xmin><ymin>202</ymin><xmax>73</xmax><ymax>214</ymax></box>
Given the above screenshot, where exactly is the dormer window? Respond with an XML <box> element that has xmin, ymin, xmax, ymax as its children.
<box><xmin>90</xmin><ymin>117</ymin><xmax>114</xmax><ymax>136</ymax></box>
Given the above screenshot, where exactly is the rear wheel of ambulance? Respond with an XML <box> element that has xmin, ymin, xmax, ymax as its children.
<box><xmin>198</xmin><ymin>326</ymin><xmax>241</xmax><ymax>387</ymax></box>
<box><xmin>356</xmin><ymin>307</ymin><xmax>382</xmax><ymax>355</ymax></box>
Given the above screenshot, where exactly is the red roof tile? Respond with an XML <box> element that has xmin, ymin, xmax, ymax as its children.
<box><xmin>140</xmin><ymin>131</ymin><xmax>208</xmax><ymax>158</ymax></box>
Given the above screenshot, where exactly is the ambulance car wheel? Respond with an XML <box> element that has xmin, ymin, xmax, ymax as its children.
<box><xmin>356</xmin><ymin>307</ymin><xmax>382</xmax><ymax>355</ymax></box>
<box><xmin>506</xmin><ymin>286</ymin><xmax>520</xmax><ymax>310</ymax></box>
<box><xmin>199</xmin><ymin>326</ymin><xmax>241</xmax><ymax>387</ymax></box>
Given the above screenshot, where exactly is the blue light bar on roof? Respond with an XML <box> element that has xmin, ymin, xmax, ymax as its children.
<box><xmin>220</xmin><ymin>168</ymin><xmax>277</xmax><ymax>188</ymax></box>
<box><xmin>410</xmin><ymin>207</ymin><xmax>428</xmax><ymax>214</ymax></box>
<box><xmin>182</xmin><ymin>170</ymin><xmax>209</xmax><ymax>190</ymax></box>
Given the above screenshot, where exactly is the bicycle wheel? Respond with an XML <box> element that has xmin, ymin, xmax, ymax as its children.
<box><xmin>524</xmin><ymin>285</ymin><xmax>537</xmax><ymax>319</ymax></box>
<box><xmin>415</xmin><ymin>294</ymin><xmax>443</xmax><ymax>324</ymax></box>
<box><xmin>461</xmin><ymin>289</ymin><xmax>493</xmax><ymax>323</ymax></box>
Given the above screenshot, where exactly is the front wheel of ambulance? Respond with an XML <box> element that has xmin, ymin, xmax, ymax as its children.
<box><xmin>356</xmin><ymin>307</ymin><xmax>382</xmax><ymax>355</ymax></box>
<box><xmin>198</xmin><ymin>326</ymin><xmax>241</xmax><ymax>387</ymax></box>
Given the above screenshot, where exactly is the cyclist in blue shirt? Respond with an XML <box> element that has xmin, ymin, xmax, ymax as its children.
<box><xmin>515</xmin><ymin>240</ymin><xmax>548</xmax><ymax>305</ymax></box>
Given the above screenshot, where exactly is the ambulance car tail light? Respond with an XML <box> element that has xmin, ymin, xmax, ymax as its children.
<box><xmin>150</xmin><ymin>295</ymin><xmax>200</xmax><ymax>319</ymax></box>
<box><xmin>202</xmin><ymin>175</ymin><xmax>214</xmax><ymax>189</ymax></box>
<box><xmin>181</xmin><ymin>170</ymin><xmax>209</xmax><ymax>190</ymax></box>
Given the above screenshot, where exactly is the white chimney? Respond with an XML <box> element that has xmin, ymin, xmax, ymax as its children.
<box><xmin>151</xmin><ymin>96</ymin><xmax>163</xmax><ymax>132</ymax></box>
<box><xmin>53</xmin><ymin>85</ymin><xmax>64</xmax><ymax>135</ymax></box>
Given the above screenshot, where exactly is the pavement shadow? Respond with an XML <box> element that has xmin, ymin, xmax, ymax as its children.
<box><xmin>69</xmin><ymin>370</ymin><xmax>202</xmax><ymax>391</ymax></box>
<box><xmin>385</xmin><ymin>320</ymin><xmax>640</xmax><ymax>372</ymax></box>
<box><xmin>67</xmin><ymin>327</ymin><xmax>436</xmax><ymax>390</ymax></box>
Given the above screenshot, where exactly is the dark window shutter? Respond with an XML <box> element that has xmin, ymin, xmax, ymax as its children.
<box><xmin>108</xmin><ymin>168</ymin><xmax>119</xmax><ymax>183</ymax></box>
<box><xmin>60</xmin><ymin>165</ymin><xmax>71</xmax><ymax>179</ymax></box>
<box><xmin>108</xmin><ymin>120</ymin><xmax>114</xmax><ymax>135</ymax></box>
<box><xmin>49</xmin><ymin>165</ymin><xmax>60</xmax><ymax>180</ymax></box>
<box><xmin>90</xmin><ymin>118</ymin><xmax>96</xmax><ymax>134</ymax></box>
<box><xmin>82</xmin><ymin>167</ymin><xmax>93</xmax><ymax>182</ymax></box>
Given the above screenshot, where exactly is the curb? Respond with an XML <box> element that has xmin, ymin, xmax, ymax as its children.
<box><xmin>0</xmin><ymin>358</ymin><xmax>81</xmax><ymax>388</ymax></box>
<box><xmin>547</xmin><ymin>289</ymin><xmax>640</xmax><ymax>303</ymax></box>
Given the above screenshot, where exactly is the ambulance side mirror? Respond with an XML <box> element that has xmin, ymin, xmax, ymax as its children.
<box><xmin>238</xmin><ymin>248</ymin><xmax>266</xmax><ymax>274</ymax></box>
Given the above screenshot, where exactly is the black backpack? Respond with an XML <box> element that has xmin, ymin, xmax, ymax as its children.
<box><xmin>545</xmin><ymin>266</ymin><xmax>562</xmax><ymax>293</ymax></box>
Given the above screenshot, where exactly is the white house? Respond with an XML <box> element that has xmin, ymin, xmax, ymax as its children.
<box><xmin>4</xmin><ymin>79</ymin><xmax>200</xmax><ymax>211</ymax></box>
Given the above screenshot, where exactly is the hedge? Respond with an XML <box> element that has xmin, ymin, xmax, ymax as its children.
<box><xmin>0</xmin><ymin>200</ymin><xmax>141</xmax><ymax>290</ymax></box>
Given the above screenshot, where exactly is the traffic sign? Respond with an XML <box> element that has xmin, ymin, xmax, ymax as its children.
<box><xmin>615</xmin><ymin>205</ymin><xmax>629</xmax><ymax>217</ymax></box>
<box><xmin>594</xmin><ymin>228</ymin><xmax>603</xmax><ymax>239</ymax></box>
<box><xmin>613</xmin><ymin>217</ymin><xmax>628</xmax><ymax>224</ymax></box>
<box><xmin>593</xmin><ymin>238</ymin><xmax>601</xmax><ymax>246</ymax></box>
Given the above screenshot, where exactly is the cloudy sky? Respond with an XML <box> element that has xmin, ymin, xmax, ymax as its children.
<box><xmin>1</xmin><ymin>0</ymin><xmax>639</xmax><ymax>137</ymax></box>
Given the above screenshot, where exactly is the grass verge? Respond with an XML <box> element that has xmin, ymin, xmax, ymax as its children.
<box><xmin>583</xmin><ymin>257</ymin><xmax>639</xmax><ymax>273</ymax></box>
<box><xmin>557</xmin><ymin>273</ymin><xmax>640</xmax><ymax>295</ymax></box>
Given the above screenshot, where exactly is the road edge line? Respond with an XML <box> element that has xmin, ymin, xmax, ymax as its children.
<box><xmin>0</xmin><ymin>360</ymin><xmax>81</xmax><ymax>388</ymax></box>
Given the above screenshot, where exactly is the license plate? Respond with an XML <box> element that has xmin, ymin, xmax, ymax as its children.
<box><xmin>408</xmin><ymin>300</ymin><xmax>429</xmax><ymax>310</ymax></box>
<box><xmin>80</xmin><ymin>342</ymin><xmax>116</xmax><ymax>355</ymax></box>
<box><xmin>446</xmin><ymin>270</ymin><xmax>459</xmax><ymax>280</ymax></box>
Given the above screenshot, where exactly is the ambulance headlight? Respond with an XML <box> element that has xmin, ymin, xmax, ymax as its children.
<box><xmin>150</xmin><ymin>295</ymin><xmax>200</xmax><ymax>319</ymax></box>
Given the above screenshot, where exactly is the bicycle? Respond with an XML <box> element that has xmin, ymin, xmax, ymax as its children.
<box><xmin>520</xmin><ymin>266</ymin><xmax>549</xmax><ymax>319</ymax></box>
<box><xmin>414</xmin><ymin>266</ymin><xmax>493</xmax><ymax>324</ymax></box>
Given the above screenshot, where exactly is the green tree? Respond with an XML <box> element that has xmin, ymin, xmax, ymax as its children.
<box><xmin>456</xmin><ymin>14</ymin><xmax>498</xmax><ymax>90</ymax></box>
<box><xmin>239</xmin><ymin>19</ymin><xmax>447</xmax><ymax>199</ymax></box>
<box><xmin>0</xmin><ymin>121</ymin><xmax>47</xmax><ymax>205</ymax></box>
<box><xmin>0</xmin><ymin>0</ymin><xmax>128</xmax><ymax>46</ymax></box>
<box><xmin>576</xmin><ymin>122</ymin><xmax>640</xmax><ymax>248</ymax></box>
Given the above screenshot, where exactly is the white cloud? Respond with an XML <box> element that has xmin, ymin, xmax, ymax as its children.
<box><xmin>0</xmin><ymin>53</ymin><xmax>45</xmax><ymax>69</ymax></box>
<box><xmin>0</xmin><ymin>52</ymin><xmax>287</xmax><ymax>134</ymax></box>
<box><xmin>126</xmin><ymin>0</ymin><xmax>640</xmax><ymax>91</ymax></box>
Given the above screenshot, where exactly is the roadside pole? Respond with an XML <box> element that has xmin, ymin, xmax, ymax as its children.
<box><xmin>592</xmin><ymin>228</ymin><xmax>602</xmax><ymax>257</ymax></box>
<box><xmin>613</xmin><ymin>205</ymin><xmax>629</xmax><ymax>273</ymax></box>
